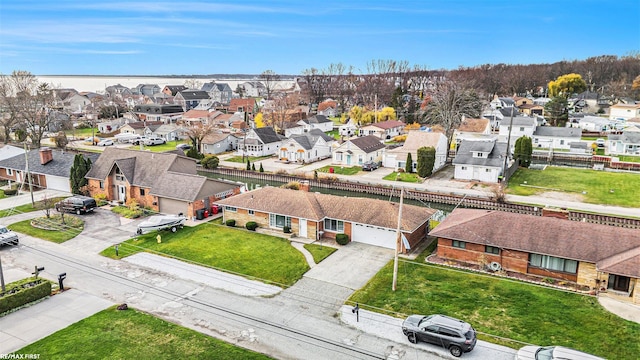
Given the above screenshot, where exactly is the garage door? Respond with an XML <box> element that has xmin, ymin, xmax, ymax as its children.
<box><xmin>45</xmin><ymin>175</ymin><xmax>71</xmax><ymax>192</ymax></box>
<box><xmin>352</xmin><ymin>223</ymin><xmax>396</xmax><ymax>249</ymax></box>
<box><xmin>158</xmin><ymin>198</ymin><xmax>188</xmax><ymax>216</ymax></box>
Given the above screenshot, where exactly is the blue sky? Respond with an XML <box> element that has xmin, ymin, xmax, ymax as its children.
<box><xmin>0</xmin><ymin>0</ymin><xmax>638</xmax><ymax>75</ymax></box>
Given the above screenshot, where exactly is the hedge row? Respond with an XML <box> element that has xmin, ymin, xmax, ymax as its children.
<box><xmin>0</xmin><ymin>278</ymin><xmax>52</xmax><ymax>315</ymax></box>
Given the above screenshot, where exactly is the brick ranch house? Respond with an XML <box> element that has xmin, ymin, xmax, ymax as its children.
<box><xmin>430</xmin><ymin>208</ymin><xmax>640</xmax><ymax>304</ymax></box>
<box><xmin>214</xmin><ymin>185</ymin><xmax>438</xmax><ymax>250</ymax></box>
<box><xmin>85</xmin><ymin>148</ymin><xmax>240</xmax><ymax>217</ymax></box>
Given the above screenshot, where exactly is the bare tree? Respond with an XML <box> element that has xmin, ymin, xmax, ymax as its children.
<box><xmin>0</xmin><ymin>74</ymin><xmax>21</xmax><ymax>144</ymax></box>
<box><xmin>184</xmin><ymin>79</ymin><xmax>203</xmax><ymax>90</ymax></box>
<box><xmin>185</xmin><ymin>123</ymin><xmax>216</xmax><ymax>153</ymax></box>
<box><xmin>265</xmin><ymin>93</ymin><xmax>303</xmax><ymax>133</ymax></box>
<box><xmin>258</xmin><ymin>70</ymin><xmax>281</xmax><ymax>100</ymax></box>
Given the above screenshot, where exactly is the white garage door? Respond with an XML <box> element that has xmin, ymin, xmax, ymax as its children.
<box><xmin>352</xmin><ymin>223</ymin><xmax>396</xmax><ymax>249</ymax></box>
<box><xmin>158</xmin><ymin>198</ymin><xmax>188</xmax><ymax>216</ymax></box>
<box><xmin>45</xmin><ymin>175</ymin><xmax>71</xmax><ymax>192</ymax></box>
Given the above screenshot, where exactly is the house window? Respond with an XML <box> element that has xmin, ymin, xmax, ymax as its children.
<box><xmin>485</xmin><ymin>246</ymin><xmax>500</xmax><ymax>255</ymax></box>
<box><xmin>99</xmin><ymin>181</ymin><xmax>104</xmax><ymax>189</ymax></box>
<box><xmin>6</xmin><ymin>169</ymin><xmax>12</xmax><ymax>176</ymax></box>
<box><xmin>519</xmin><ymin>127</ymin><xmax>524</xmax><ymax>131</ymax></box>
<box><xmin>323</xmin><ymin>218</ymin><xmax>344</xmax><ymax>232</ymax></box>
<box><xmin>452</xmin><ymin>240</ymin><xmax>466</xmax><ymax>249</ymax></box>
<box><xmin>225</xmin><ymin>206</ymin><xmax>237</xmax><ymax>212</ymax></box>
<box><xmin>461</xmin><ymin>166</ymin><xmax>467</xmax><ymax>170</ymax></box>
<box><xmin>485</xmin><ymin>168</ymin><xmax>491</xmax><ymax>172</ymax></box>
<box><xmin>529</xmin><ymin>254</ymin><xmax>578</xmax><ymax>274</ymax></box>
<box><xmin>560</xmin><ymin>140</ymin><xmax>564</xmax><ymax>145</ymax></box>
<box><xmin>269</xmin><ymin>213</ymin><xmax>291</xmax><ymax>229</ymax></box>
<box><xmin>248</xmin><ymin>210</ymin><xmax>254</xmax><ymax>216</ymax></box>
<box><xmin>140</xmin><ymin>188</ymin><xmax>145</xmax><ymax>196</ymax></box>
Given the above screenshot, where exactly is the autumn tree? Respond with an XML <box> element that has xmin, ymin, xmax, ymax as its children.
<box><xmin>266</xmin><ymin>93</ymin><xmax>302</xmax><ymax>133</ymax></box>
<box><xmin>349</xmin><ymin>105</ymin><xmax>364</xmax><ymax>125</ymax></box>
<box><xmin>548</xmin><ymin>73</ymin><xmax>587</xmax><ymax>98</ymax></box>
<box><xmin>377</xmin><ymin>107</ymin><xmax>397</xmax><ymax>122</ymax></box>
<box><xmin>254</xmin><ymin>112</ymin><xmax>265</xmax><ymax>128</ymax></box>
<box><xmin>633</xmin><ymin>75</ymin><xmax>640</xmax><ymax>90</ymax></box>
<box><xmin>258</xmin><ymin>70</ymin><xmax>281</xmax><ymax>100</ymax></box>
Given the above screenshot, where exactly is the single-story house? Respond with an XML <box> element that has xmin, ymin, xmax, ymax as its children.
<box><xmin>118</xmin><ymin>121</ymin><xmax>164</xmax><ymax>136</ymax></box>
<box><xmin>452</xmin><ymin>139</ymin><xmax>508</xmax><ymax>183</ymax></box>
<box><xmin>297</xmin><ymin>115</ymin><xmax>333</xmax><ymax>133</ymax></box>
<box><xmin>430</xmin><ymin>208</ymin><xmax>640</xmax><ymax>304</ymax></box>
<box><xmin>383</xmin><ymin>131</ymin><xmax>448</xmax><ymax>172</ymax></box>
<box><xmin>201</xmin><ymin>133</ymin><xmax>238</xmax><ymax>155</ymax></box>
<box><xmin>608</xmin><ymin>131</ymin><xmax>640</xmax><ymax>155</ymax></box>
<box><xmin>609</xmin><ymin>103</ymin><xmax>640</xmax><ymax>121</ymax></box>
<box><xmin>279</xmin><ymin>129</ymin><xmax>335</xmax><ymax>163</ymax></box>
<box><xmin>85</xmin><ymin>148</ymin><xmax>240</xmax><ymax>217</ymax></box>
<box><xmin>359</xmin><ymin>120</ymin><xmax>405</xmax><ymax>140</ymax></box>
<box><xmin>532</xmin><ymin>126</ymin><xmax>582</xmax><ymax>150</ymax></box>
<box><xmin>0</xmin><ymin>147</ymin><xmax>98</xmax><ymax>192</ymax></box>
<box><xmin>237</xmin><ymin>127</ymin><xmax>283</xmax><ymax>157</ymax></box>
<box><xmin>152</xmin><ymin>124</ymin><xmax>185</xmax><ymax>141</ymax></box>
<box><xmin>317</xmin><ymin>100</ymin><xmax>339</xmax><ymax>117</ymax></box>
<box><xmin>332</xmin><ymin>135</ymin><xmax>385</xmax><ymax>166</ymax></box>
<box><xmin>498</xmin><ymin>116</ymin><xmax>537</xmax><ymax>142</ymax></box>
<box><xmin>574</xmin><ymin>115</ymin><xmax>611</xmax><ymax>132</ymax></box>
<box><xmin>215</xmin><ymin>186</ymin><xmax>438</xmax><ymax>250</ymax></box>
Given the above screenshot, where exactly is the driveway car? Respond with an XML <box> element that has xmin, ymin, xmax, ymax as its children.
<box><xmin>176</xmin><ymin>143</ymin><xmax>192</xmax><ymax>150</ymax></box>
<box><xmin>516</xmin><ymin>346</ymin><xmax>604</xmax><ymax>360</ymax></box>
<box><xmin>362</xmin><ymin>161</ymin><xmax>379</xmax><ymax>171</ymax></box>
<box><xmin>144</xmin><ymin>137</ymin><xmax>166</xmax><ymax>146</ymax></box>
<box><xmin>130</xmin><ymin>136</ymin><xmax>146</xmax><ymax>145</ymax></box>
<box><xmin>402</xmin><ymin>314</ymin><xmax>476</xmax><ymax>357</ymax></box>
<box><xmin>97</xmin><ymin>139</ymin><xmax>114</xmax><ymax>146</ymax></box>
<box><xmin>0</xmin><ymin>225</ymin><xmax>19</xmax><ymax>246</ymax></box>
<box><xmin>55</xmin><ymin>195</ymin><xmax>97</xmax><ymax>215</ymax></box>
<box><xmin>595</xmin><ymin>138</ymin><xmax>605</xmax><ymax>148</ymax></box>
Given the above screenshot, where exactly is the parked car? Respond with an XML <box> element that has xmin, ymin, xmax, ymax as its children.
<box><xmin>362</xmin><ymin>161</ymin><xmax>379</xmax><ymax>171</ymax></box>
<box><xmin>55</xmin><ymin>195</ymin><xmax>97</xmax><ymax>215</ymax></box>
<box><xmin>595</xmin><ymin>138</ymin><xmax>605</xmax><ymax>148</ymax></box>
<box><xmin>0</xmin><ymin>225</ymin><xmax>19</xmax><ymax>246</ymax></box>
<box><xmin>401</xmin><ymin>314</ymin><xmax>476</xmax><ymax>357</ymax></box>
<box><xmin>144</xmin><ymin>137</ymin><xmax>166</xmax><ymax>146</ymax></box>
<box><xmin>84</xmin><ymin>136</ymin><xmax>101</xmax><ymax>145</ymax></box>
<box><xmin>516</xmin><ymin>346</ymin><xmax>604</xmax><ymax>360</ymax></box>
<box><xmin>97</xmin><ymin>139</ymin><xmax>114</xmax><ymax>146</ymax></box>
<box><xmin>130</xmin><ymin>136</ymin><xmax>145</xmax><ymax>145</ymax></box>
<box><xmin>176</xmin><ymin>143</ymin><xmax>192</xmax><ymax>151</ymax></box>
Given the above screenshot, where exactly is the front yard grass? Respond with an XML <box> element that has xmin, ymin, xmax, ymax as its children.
<box><xmin>127</xmin><ymin>140</ymin><xmax>182</xmax><ymax>153</ymax></box>
<box><xmin>382</xmin><ymin>172</ymin><xmax>420</xmax><ymax>183</ymax></box>
<box><xmin>315</xmin><ymin>165</ymin><xmax>361</xmax><ymax>175</ymax></box>
<box><xmin>507</xmin><ymin>167</ymin><xmax>640</xmax><ymax>207</ymax></box>
<box><xmin>0</xmin><ymin>197</ymin><xmax>67</xmax><ymax>218</ymax></box>
<box><xmin>225</xmin><ymin>155</ymin><xmax>272</xmax><ymax>163</ymax></box>
<box><xmin>14</xmin><ymin>306</ymin><xmax>272</xmax><ymax>360</ymax></box>
<box><xmin>616</xmin><ymin>155</ymin><xmax>640</xmax><ymax>163</ymax></box>
<box><xmin>348</xmin><ymin>256</ymin><xmax>640</xmax><ymax>359</ymax></box>
<box><xmin>100</xmin><ymin>223</ymin><xmax>309</xmax><ymax>286</ymax></box>
<box><xmin>8</xmin><ymin>216</ymin><xmax>84</xmax><ymax>243</ymax></box>
<box><xmin>303</xmin><ymin>244</ymin><xmax>337</xmax><ymax>264</ymax></box>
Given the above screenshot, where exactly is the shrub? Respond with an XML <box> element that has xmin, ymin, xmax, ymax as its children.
<box><xmin>201</xmin><ymin>155</ymin><xmax>219</xmax><ymax>170</ymax></box>
<box><xmin>0</xmin><ymin>278</ymin><xmax>52</xmax><ymax>315</ymax></box>
<box><xmin>281</xmin><ymin>181</ymin><xmax>300</xmax><ymax>190</ymax></box>
<box><xmin>335</xmin><ymin>233</ymin><xmax>349</xmax><ymax>245</ymax></box>
<box><xmin>245</xmin><ymin>221</ymin><xmax>258</xmax><ymax>231</ymax></box>
<box><xmin>283</xmin><ymin>226</ymin><xmax>291</xmax><ymax>233</ymax></box>
<box><xmin>225</xmin><ymin>219</ymin><xmax>236</xmax><ymax>227</ymax></box>
<box><xmin>4</xmin><ymin>189</ymin><xmax>17</xmax><ymax>196</ymax></box>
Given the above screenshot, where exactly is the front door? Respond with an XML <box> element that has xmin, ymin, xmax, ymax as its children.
<box><xmin>117</xmin><ymin>185</ymin><xmax>126</xmax><ymax>202</ymax></box>
<box><xmin>299</xmin><ymin>219</ymin><xmax>307</xmax><ymax>238</ymax></box>
<box><xmin>346</xmin><ymin>155</ymin><xmax>351</xmax><ymax>165</ymax></box>
<box><xmin>608</xmin><ymin>274</ymin><xmax>630</xmax><ymax>292</ymax></box>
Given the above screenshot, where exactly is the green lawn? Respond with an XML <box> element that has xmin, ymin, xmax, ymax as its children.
<box><xmin>383</xmin><ymin>172</ymin><xmax>420</xmax><ymax>183</ymax></box>
<box><xmin>326</xmin><ymin>129</ymin><xmax>340</xmax><ymax>140</ymax></box>
<box><xmin>225</xmin><ymin>155</ymin><xmax>272</xmax><ymax>163</ymax></box>
<box><xmin>8</xmin><ymin>216</ymin><xmax>84</xmax><ymax>243</ymax></box>
<box><xmin>616</xmin><ymin>155</ymin><xmax>640</xmax><ymax>163</ymax></box>
<box><xmin>127</xmin><ymin>140</ymin><xmax>184</xmax><ymax>153</ymax></box>
<box><xmin>0</xmin><ymin>197</ymin><xmax>67</xmax><ymax>218</ymax></box>
<box><xmin>69</xmin><ymin>127</ymin><xmax>99</xmax><ymax>138</ymax></box>
<box><xmin>315</xmin><ymin>165</ymin><xmax>361</xmax><ymax>175</ymax></box>
<box><xmin>508</xmin><ymin>167</ymin><xmax>640</xmax><ymax>207</ymax></box>
<box><xmin>348</xmin><ymin>256</ymin><xmax>640</xmax><ymax>359</ymax></box>
<box><xmin>100</xmin><ymin>223</ymin><xmax>309</xmax><ymax>286</ymax></box>
<box><xmin>303</xmin><ymin>243</ymin><xmax>337</xmax><ymax>264</ymax></box>
<box><xmin>15</xmin><ymin>307</ymin><xmax>272</xmax><ymax>360</ymax></box>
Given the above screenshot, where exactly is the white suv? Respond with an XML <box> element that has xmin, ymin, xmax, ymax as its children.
<box><xmin>144</xmin><ymin>137</ymin><xmax>166</xmax><ymax>146</ymax></box>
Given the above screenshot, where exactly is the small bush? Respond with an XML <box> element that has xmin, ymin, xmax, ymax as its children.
<box><xmin>246</xmin><ymin>221</ymin><xmax>258</xmax><ymax>231</ymax></box>
<box><xmin>0</xmin><ymin>279</ymin><xmax>52</xmax><ymax>315</ymax></box>
<box><xmin>225</xmin><ymin>219</ymin><xmax>236</xmax><ymax>227</ymax></box>
<box><xmin>336</xmin><ymin>233</ymin><xmax>349</xmax><ymax>245</ymax></box>
<box><xmin>4</xmin><ymin>189</ymin><xmax>17</xmax><ymax>196</ymax></box>
<box><xmin>283</xmin><ymin>226</ymin><xmax>291</xmax><ymax>234</ymax></box>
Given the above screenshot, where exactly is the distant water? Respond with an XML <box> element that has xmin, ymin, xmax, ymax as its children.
<box><xmin>37</xmin><ymin>75</ymin><xmax>296</xmax><ymax>93</ymax></box>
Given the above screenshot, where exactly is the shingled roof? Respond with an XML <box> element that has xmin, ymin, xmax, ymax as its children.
<box><xmin>430</xmin><ymin>209</ymin><xmax>640</xmax><ymax>278</ymax></box>
<box><xmin>347</xmin><ymin>135</ymin><xmax>385</xmax><ymax>153</ymax></box>
<box><xmin>452</xmin><ymin>140</ymin><xmax>506</xmax><ymax>168</ymax></box>
<box><xmin>0</xmin><ymin>148</ymin><xmax>99</xmax><ymax>177</ymax></box>
<box><xmin>215</xmin><ymin>186</ymin><xmax>436</xmax><ymax>232</ymax></box>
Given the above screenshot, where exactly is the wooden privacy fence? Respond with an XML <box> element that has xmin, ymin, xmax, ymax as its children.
<box><xmin>201</xmin><ymin>167</ymin><xmax>640</xmax><ymax>228</ymax></box>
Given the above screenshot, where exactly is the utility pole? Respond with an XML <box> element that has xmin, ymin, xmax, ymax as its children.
<box><xmin>392</xmin><ymin>187</ymin><xmax>404</xmax><ymax>291</ymax></box>
<box><xmin>23</xmin><ymin>143</ymin><xmax>35</xmax><ymax>206</ymax></box>
<box><xmin>502</xmin><ymin>107</ymin><xmax>515</xmax><ymax>187</ymax></box>
<box><xmin>0</xmin><ymin>255</ymin><xmax>5</xmax><ymax>293</ymax></box>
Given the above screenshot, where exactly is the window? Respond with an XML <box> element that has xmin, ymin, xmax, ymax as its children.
<box><xmin>452</xmin><ymin>240</ymin><xmax>466</xmax><ymax>249</ymax></box>
<box><xmin>99</xmin><ymin>181</ymin><xmax>104</xmax><ymax>189</ymax></box>
<box><xmin>269</xmin><ymin>214</ymin><xmax>291</xmax><ymax>229</ymax></box>
<box><xmin>529</xmin><ymin>254</ymin><xmax>578</xmax><ymax>274</ymax></box>
<box><xmin>560</xmin><ymin>140</ymin><xmax>565</xmax><ymax>145</ymax></box>
<box><xmin>519</xmin><ymin>127</ymin><xmax>524</xmax><ymax>131</ymax></box>
<box><xmin>6</xmin><ymin>169</ymin><xmax>12</xmax><ymax>176</ymax></box>
<box><xmin>248</xmin><ymin>210</ymin><xmax>254</xmax><ymax>216</ymax></box>
<box><xmin>461</xmin><ymin>166</ymin><xmax>467</xmax><ymax>170</ymax></box>
<box><xmin>485</xmin><ymin>168</ymin><xmax>491</xmax><ymax>172</ymax></box>
<box><xmin>323</xmin><ymin>218</ymin><xmax>344</xmax><ymax>232</ymax></box>
<box><xmin>485</xmin><ymin>246</ymin><xmax>500</xmax><ymax>255</ymax></box>
<box><xmin>225</xmin><ymin>206</ymin><xmax>237</xmax><ymax>212</ymax></box>
<box><xmin>140</xmin><ymin>188</ymin><xmax>145</xmax><ymax>196</ymax></box>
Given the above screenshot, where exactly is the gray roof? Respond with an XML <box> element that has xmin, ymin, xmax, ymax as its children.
<box><xmin>253</xmin><ymin>127</ymin><xmax>282</xmax><ymax>144</ymax></box>
<box><xmin>569</xmin><ymin>142</ymin><xmax>589</xmax><ymax>149</ymax></box>
<box><xmin>133</xmin><ymin>104</ymin><xmax>183</xmax><ymax>114</ymax></box>
<box><xmin>347</xmin><ymin>135</ymin><xmax>385</xmax><ymax>153</ymax></box>
<box><xmin>609</xmin><ymin>132</ymin><xmax>640</xmax><ymax>144</ymax></box>
<box><xmin>289</xmin><ymin>129</ymin><xmax>334</xmax><ymax>150</ymax></box>
<box><xmin>453</xmin><ymin>140</ymin><xmax>506</xmax><ymax>168</ymax></box>
<box><xmin>301</xmin><ymin>115</ymin><xmax>331</xmax><ymax>124</ymax></box>
<box><xmin>150</xmin><ymin>171</ymin><xmax>238</xmax><ymax>202</ymax></box>
<box><xmin>178</xmin><ymin>90</ymin><xmax>210</xmax><ymax>100</ymax></box>
<box><xmin>533</xmin><ymin>126</ymin><xmax>581</xmax><ymax>138</ymax></box>
<box><xmin>0</xmin><ymin>148</ymin><xmax>99</xmax><ymax>178</ymax></box>
<box><xmin>502</xmin><ymin>116</ymin><xmax>537</xmax><ymax>127</ymax></box>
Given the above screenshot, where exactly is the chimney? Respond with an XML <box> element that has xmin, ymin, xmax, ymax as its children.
<box><xmin>299</xmin><ymin>180</ymin><xmax>310</xmax><ymax>192</ymax></box>
<box><xmin>541</xmin><ymin>207</ymin><xmax>569</xmax><ymax>220</ymax></box>
<box><xmin>39</xmin><ymin>147</ymin><xmax>53</xmax><ymax>165</ymax></box>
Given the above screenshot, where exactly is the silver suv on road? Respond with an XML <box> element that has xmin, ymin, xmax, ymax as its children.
<box><xmin>402</xmin><ymin>314</ymin><xmax>477</xmax><ymax>357</ymax></box>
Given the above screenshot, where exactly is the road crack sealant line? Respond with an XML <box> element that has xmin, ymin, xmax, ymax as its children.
<box><xmin>17</xmin><ymin>244</ymin><xmax>387</xmax><ymax>360</ymax></box>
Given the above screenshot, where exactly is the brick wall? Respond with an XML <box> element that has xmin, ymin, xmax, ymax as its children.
<box><xmin>577</xmin><ymin>262</ymin><xmax>598</xmax><ymax>288</ymax></box>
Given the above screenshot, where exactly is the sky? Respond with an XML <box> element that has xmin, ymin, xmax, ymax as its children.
<box><xmin>0</xmin><ymin>0</ymin><xmax>639</xmax><ymax>76</ymax></box>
